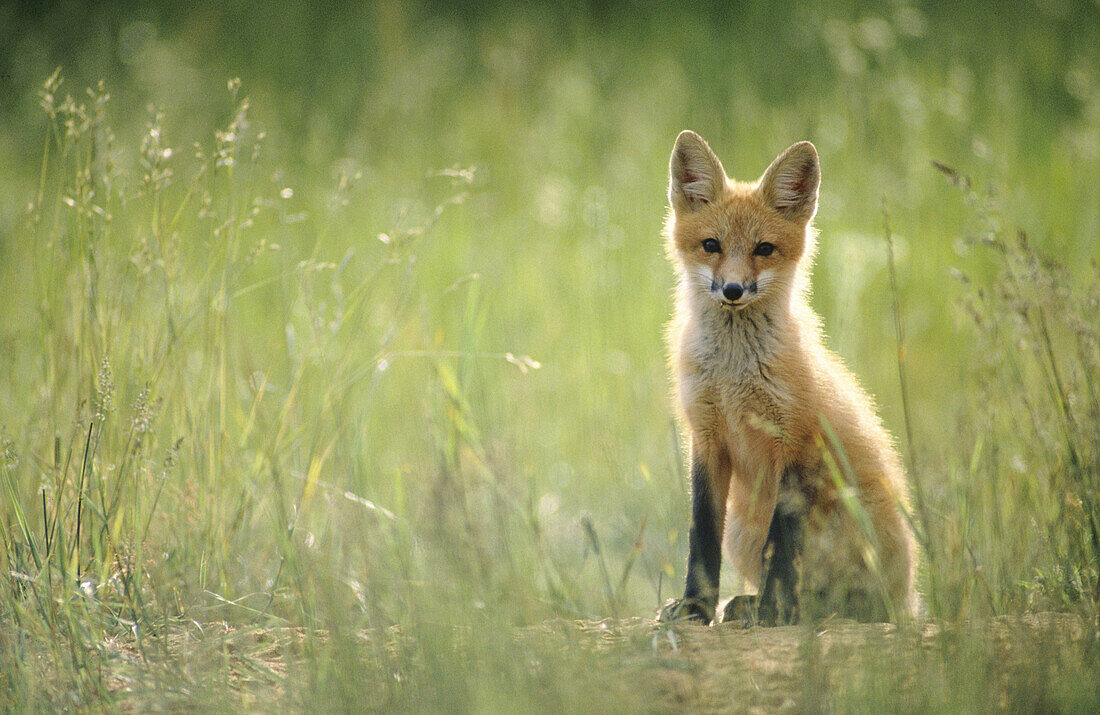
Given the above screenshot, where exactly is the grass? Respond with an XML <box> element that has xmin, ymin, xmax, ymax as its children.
<box><xmin>1</xmin><ymin>1</ymin><xmax>1098</xmax><ymax>710</ymax></box>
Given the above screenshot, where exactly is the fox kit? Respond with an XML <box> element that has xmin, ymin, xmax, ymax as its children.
<box><xmin>659</xmin><ymin>131</ymin><xmax>918</xmax><ymax>626</ymax></box>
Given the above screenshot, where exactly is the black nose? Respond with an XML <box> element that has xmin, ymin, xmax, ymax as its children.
<box><xmin>722</xmin><ymin>283</ymin><xmax>743</xmax><ymax>302</ymax></box>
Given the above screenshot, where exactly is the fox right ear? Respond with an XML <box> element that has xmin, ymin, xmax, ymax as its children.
<box><xmin>669</xmin><ymin>130</ymin><xmax>725</xmax><ymax>212</ymax></box>
<box><xmin>758</xmin><ymin>141</ymin><xmax>820</xmax><ymax>223</ymax></box>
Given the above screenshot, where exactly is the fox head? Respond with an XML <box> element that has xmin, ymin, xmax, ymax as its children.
<box><xmin>666</xmin><ymin>131</ymin><xmax>820</xmax><ymax>312</ymax></box>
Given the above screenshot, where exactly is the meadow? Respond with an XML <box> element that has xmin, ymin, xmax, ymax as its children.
<box><xmin>1</xmin><ymin>1</ymin><xmax>1098</xmax><ymax>709</ymax></box>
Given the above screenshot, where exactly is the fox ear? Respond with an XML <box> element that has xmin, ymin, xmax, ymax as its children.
<box><xmin>669</xmin><ymin>130</ymin><xmax>726</xmax><ymax>212</ymax></box>
<box><xmin>759</xmin><ymin>141</ymin><xmax>820</xmax><ymax>223</ymax></box>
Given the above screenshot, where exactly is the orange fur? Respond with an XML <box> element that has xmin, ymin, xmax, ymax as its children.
<box><xmin>665</xmin><ymin>131</ymin><xmax>918</xmax><ymax>618</ymax></box>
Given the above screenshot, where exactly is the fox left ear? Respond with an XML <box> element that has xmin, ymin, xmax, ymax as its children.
<box><xmin>669</xmin><ymin>130</ymin><xmax>726</xmax><ymax>212</ymax></box>
<box><xmin>759</xmin><ymin>141</ymin><xmax>820</xmax><ymax>223</ymax></box>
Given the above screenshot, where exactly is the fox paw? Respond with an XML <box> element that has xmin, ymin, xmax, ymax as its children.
<box><xmin>657</xmin><ymin>597</ymin><xmax>713</xmax><ymax>624</ymax></box>
<box><xmin>720</xmin><ymin>595</ymin><xmax>758</xmax><ymax>627</ymax></box>
<box><xmin>758</xmin><ymin>587</ymin><xmax>800</xmax><ymax>626</ymax></box>
<box><xmin>722</xmin><ymin>593</ymin><xmax>799</xmax><ymax>627</ymax></box>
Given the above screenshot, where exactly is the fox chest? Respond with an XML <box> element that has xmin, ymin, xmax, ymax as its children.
<box><xmin>684</xmin><ymin>356</ymin><xmax>789</xmax><ymax>439</ymax></box>
<box><xmin>678</xmin><ymin>320</ymin><xmax>800</xmax><ymax>461</ymax></box>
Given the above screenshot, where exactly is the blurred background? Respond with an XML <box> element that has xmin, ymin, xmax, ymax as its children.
<box><xmin>0</xmin><ymin>0</ymin><xmax>1098</xmax><ymax>708</ymax></box>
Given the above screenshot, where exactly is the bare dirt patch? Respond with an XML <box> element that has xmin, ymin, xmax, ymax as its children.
<box><xmin>528</xmin><ymin>612</ymin><xmax>1094</xmax><ymax>711</ymax></box>
<box><xmin>98</xmin><ymin>613</ymin><xmax>1094</xmax><ymax>711</ymax></box>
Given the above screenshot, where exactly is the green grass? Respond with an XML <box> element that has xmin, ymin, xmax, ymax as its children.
<box><xmin>1</xmin><ymin>1</ymin><xmax>1098</xmax><ymax>710</ymax></box>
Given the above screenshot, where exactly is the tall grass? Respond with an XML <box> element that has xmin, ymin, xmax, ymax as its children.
<box><xmin>1</xmin><ymin>2</ymin><xmax>1099</xmax><ymax>709</ymax></box>
<box><xmin>1</xmin><ymin>70</ymin><xmax>646</xmax><ymax>709</ymax></box>
<box><xmin>926</xmin><ymin>162</ymin><xmax>1100</xmax><ymax>617</ymax></box>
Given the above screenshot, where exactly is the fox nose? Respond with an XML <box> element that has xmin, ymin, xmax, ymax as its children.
<box><xmin>722</xmin><ymin>283</ymin><xmax>744</xmax><ymax>302</ymax></box>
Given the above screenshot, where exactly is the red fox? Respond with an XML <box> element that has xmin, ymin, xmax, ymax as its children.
<box><xmin>658</xmin><ymin>131</ymin><xmax>918</xmax><ymax>626</ymax></box>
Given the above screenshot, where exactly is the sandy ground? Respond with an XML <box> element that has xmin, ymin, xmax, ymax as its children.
<box><xmin>97</xmin><ymin>612</ymin><xmax>1094</xmax><ymax>711</ymax></box>
<box><xmin>544</xmin><ymin>613</ymin><xmax>1094</xmax><ymax>711</ymax></box>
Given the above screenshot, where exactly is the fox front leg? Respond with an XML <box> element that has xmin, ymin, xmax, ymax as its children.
<box><xmin>757</xmin><ymin>467</ymin><xmax>806</xmax><ymax>626</ymax></box>
<box><xmin>660</xmin><ymin>455</ymin><xmax>729</xmax><ymax>624</ymax></box>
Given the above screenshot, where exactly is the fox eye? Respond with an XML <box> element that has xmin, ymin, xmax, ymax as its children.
<box><xmin>753</xmin><ymin>242</ymin><xmax>775</xmax><ymax>257</ymax></box>
<box><xmin>701</xmin><ymin>238</ymin><xmax>721</xmax><ymax>253</ymax></box>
